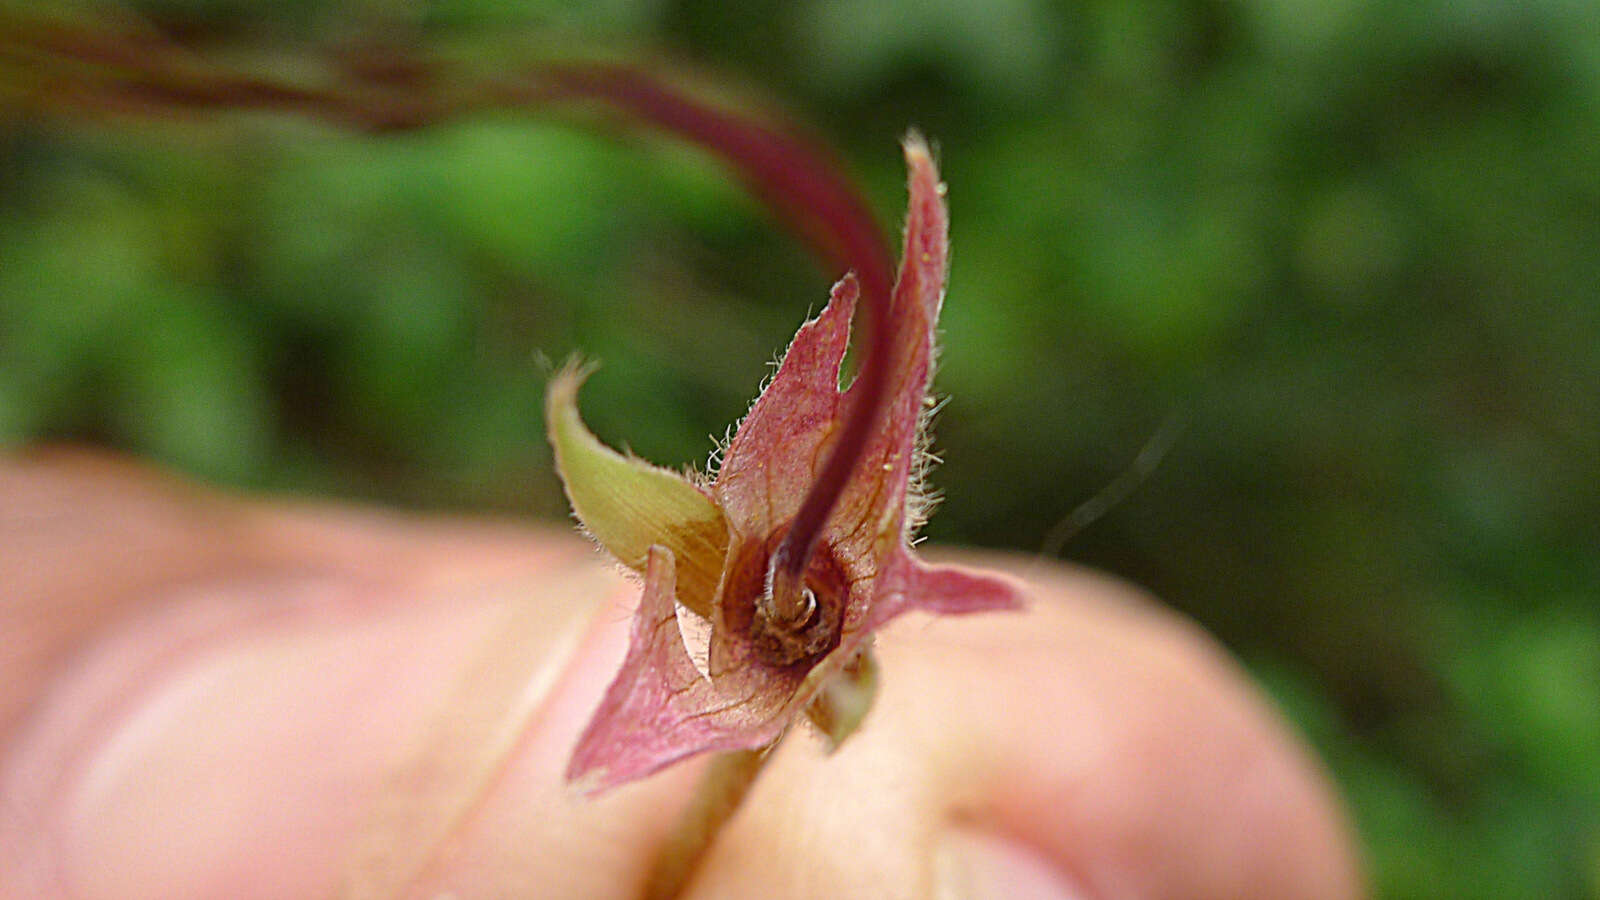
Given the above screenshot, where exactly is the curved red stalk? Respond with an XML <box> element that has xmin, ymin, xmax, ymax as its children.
<box><xmin>11</xmin><ymin>24</ymin><xmax>895</xmax><ymax>598</ymax></box>
<box><xmin>538</xmin><ymin>64</ymin><xmax>898</xmax><ymax>605</ymax></box>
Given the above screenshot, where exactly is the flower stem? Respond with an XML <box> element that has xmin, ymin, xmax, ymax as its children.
<box><xmin>643</xmin><ymin>740</ymin><xmax>779</xmax><ymax>899</ymax></box>
<box><xmin>7</xmin><ymin>19</ymin><xmax>901</xmax><ymax>605</ymax></box>
<box><xmin>535</xmin><ymin>64</ymin><xmax>898</xmax><ymax>607</ymax></box>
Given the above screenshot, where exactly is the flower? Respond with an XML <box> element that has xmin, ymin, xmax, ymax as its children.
<box><xmin>547</xmin><ymin>136</ymin><xmax>1024</xmax><ymax>793</ymax></box>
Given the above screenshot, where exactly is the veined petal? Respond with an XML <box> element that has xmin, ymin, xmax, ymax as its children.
<box><xmin>867</xmin><ymin>549</ymin><xmax>1027</xmax><ymax>631</ymax></box>
<box><xmin>825</xmin><ymin>136</ymin><xmax>948</xmax><ymax>567</ymax></box>
<box><xmin>567</xmin><ymin>546</ymin><xmax>713</xmax><ymax>791</ymax></box>
<box><xmin>714</xmin><ymin>275</ymin><xmax>858</xmax><ymax>543</ymax></box>
<box><xmin>568</xmin><ymin>547</ymin><xmax>798</xmax><ymax>793</ymax></box>
<box><xmin>546</xmin><ymin>363</ymin><xmax>728</xmax><ymax>616</ymax></box>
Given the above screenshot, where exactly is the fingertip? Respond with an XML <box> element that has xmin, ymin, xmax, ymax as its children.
<box><xmin>935</xmin><ymin>827</ymin><xmax>1091</xmax><ymax>900</ymax></box>
<box><xmin>892</xmin><ymin>559</ymin><xmax>1367</xmax><ymax>900</ymax></box>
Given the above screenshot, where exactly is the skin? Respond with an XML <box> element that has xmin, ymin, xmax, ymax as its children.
<box><xmin>0</xmin><ymin>448</ymin><xmax>1365</xmax><ymax>900</ymax></box>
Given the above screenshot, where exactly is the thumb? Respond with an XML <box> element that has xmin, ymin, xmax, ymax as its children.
<box><xmin>0</xmin><ymin>450</ymin><xmax>702</xmax><ymax>898</ymax></box>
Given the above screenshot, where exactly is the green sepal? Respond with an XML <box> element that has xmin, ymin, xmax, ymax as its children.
<box><xmin>546</xmin><ymin>362</ymin><xmax>728</xmax><ymax>617</ymax></box>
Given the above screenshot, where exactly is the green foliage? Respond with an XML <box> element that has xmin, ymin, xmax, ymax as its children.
<box><xmin>3</xmin><ymin>1</ymin><xmax>1597</xmax><ymax>896</ymax></box>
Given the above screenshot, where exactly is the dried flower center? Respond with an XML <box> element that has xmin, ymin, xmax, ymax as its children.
<box><xmin>721</xmin><ymin>530</ymin><xmax>848</xmax><ymax>667</ymax></box>
<box><xmin>752</xmin><ymin>580</ymin><xmax>840</xmax><ymax>666</ymax></box>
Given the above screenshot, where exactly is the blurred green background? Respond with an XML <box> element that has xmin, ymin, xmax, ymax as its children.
<box><xmin>3</xmin><ymin>0</ymin><xmax>1598</xmax><ymax>896</ymax></box>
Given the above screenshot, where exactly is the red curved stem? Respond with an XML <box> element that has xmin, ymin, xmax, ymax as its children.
<box><xmin>6</xmin><ymin>23</ymin><xmax>897</xmax><ymax>586</ymax></box>
<box><xmin>536</xmin><ymin>64</ymin><xmax>896</xmax><ymax>588</ymax></box>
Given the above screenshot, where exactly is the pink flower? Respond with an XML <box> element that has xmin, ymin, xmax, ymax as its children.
<box><xmin>547</xmin><ymin>136</ymin><xmax>1024</xmax><ymax>793</ymax></box>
